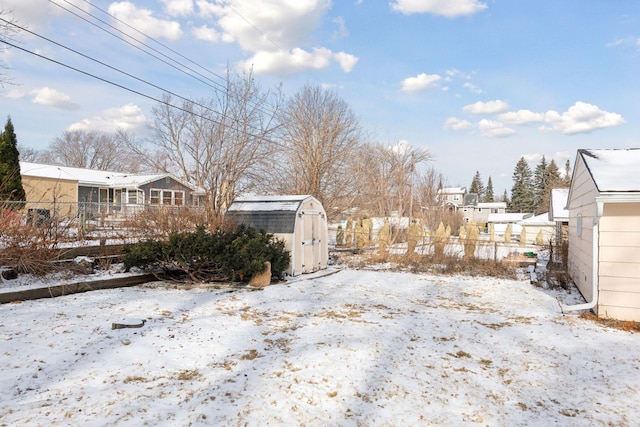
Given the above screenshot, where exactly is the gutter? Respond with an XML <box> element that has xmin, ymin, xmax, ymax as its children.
<box><xmin>562</xmin><ymin>200</ymin><xmax>604</xmax><ymax>313</ymax></box>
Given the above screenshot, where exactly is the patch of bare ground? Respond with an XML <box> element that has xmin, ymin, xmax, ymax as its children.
<box><xmin>579</xmin><ymin>313</ymin><xmax>640</xmax><ymax>333</ymax></box>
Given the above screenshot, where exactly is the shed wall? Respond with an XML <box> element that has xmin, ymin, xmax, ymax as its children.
<box><xmin>597</xmin><ymin>203</ymin><xmax>640</xmax><ymax>321</ymax></box>
<box><xmin>567</xmin><ymin>156</ymin><xmax>599</xmax><ymax>303</ymax></box>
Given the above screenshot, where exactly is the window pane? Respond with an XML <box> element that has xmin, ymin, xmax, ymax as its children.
<box><xmin>150</xmin><ymin>190</ymin><xmax>160</xmax><ymax>204</ymax></box>
<box><xmin>175</xmin><ymin>192</ymin><xmax>184</xmax><ymax>206</ymax></box>
<box><xmin>163</xmin><ymin>191</ymin><xmax>172</xmax><ymax>205</ymax></box>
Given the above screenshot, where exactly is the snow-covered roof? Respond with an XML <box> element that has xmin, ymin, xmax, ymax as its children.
<box><xmin>227</xmin><ymin>195</ymin><xmax>316</xmax><ymax>212</ymax></box>
<box><xmin>477</xmin><ymin>202</ymin><xmax>507</xmax><ymax>209</ymax></box>
<box><xmin>520</xmin><ymin>212</ymin><xmax>554</xmax><ymax>226</ymax></box>
<box><xmin>487</xmin><ymin>213</ymin><xmax>532</xmax><ymax>223</ymax></box>
<box><xmin>579</xmin><ymin>148</ymin><xmax>640</xmax><ymax>192</ymax></box>
<box><xmin>438</xmin><ymin>187</ymin><xmax>466</xmax><ymax>194</ymax></box>
<box><xmin>20</xmin><ymin>162</ymin><xmax>199</xmax><ymax>191</ymax></box>
<box><xmin>549</xmin><ymin>188</ymin><xmax>569</xmax><ymax>222</ymax></box>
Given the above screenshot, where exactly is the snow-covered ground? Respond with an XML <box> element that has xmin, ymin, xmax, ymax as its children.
<box><xmin>1</xmin><ymin>267</ymin><xmax>639</xmax><ymax>426</ymax></box>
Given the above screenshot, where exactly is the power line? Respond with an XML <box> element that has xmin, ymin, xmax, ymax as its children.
<box><xmin>1</xmin><ymin>17</ymin><xmax>275</xmax><ymax>137</ymax></box>
<box><xmin>49</xmin><ymin>0</ymin><xmax>279</xmax><ymax>117</ymax></box>
<box><xmin>0</xmin><ymin>38</ymin><xmax>282</xmax><ymax>145</ymax></box>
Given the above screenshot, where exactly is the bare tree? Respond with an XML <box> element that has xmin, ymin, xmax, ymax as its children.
<box><xmin>40</xmin><ymin>130</ymin><xmax>142</xmax><ymax>172</ymax></box>
<box><xmin>142</xmin><ymin>70</ymin><xmax>281</xmax><ymax>222</ymax></box>
<box><xmin>0</xmin><ymin>8</ymin><xmax>20</xmax><ymax>86</ymax></box>
<box><xmin>352</xmin><ymin>141</ymin><xmax>430</xmax><ymax>218</ymax></box>
<box><xmin>268</xmin><ymin>85</ymin><xmax>363</xmax><ymax>218</ymax></box>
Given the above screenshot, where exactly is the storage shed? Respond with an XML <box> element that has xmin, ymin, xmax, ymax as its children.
<box><xmin>225</xmin><ymin>195</ymin><xmax>328</xmax><ymax>276</ymax></box>
<box><xmin>565</xmin><ymin>148</ymin><xmax>640</xmax><ymax>321</ymax></box>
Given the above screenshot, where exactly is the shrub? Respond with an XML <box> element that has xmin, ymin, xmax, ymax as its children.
<box><xmin>122</xmin><ymin>225</ymin><xmax>290</xmax><ymax>282</ymax></box>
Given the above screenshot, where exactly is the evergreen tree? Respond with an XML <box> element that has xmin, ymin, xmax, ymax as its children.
<box><xmin>485</xmin><ymin>176</ymin><xmax>495</xmax><ymax>202</ymax></box>
<box><xmin>534</xmin><ymin>159</ymin><xmax>562</xmax><ymax>214</ymax></box>
<box><xmin>502</xmin><ymin>189</ymin><xmax>509</xmax><ymax>205</ymax></box>
<box><xmin>0</xmin><ymin>117</ymin><xmax>26</xmax><ymax>207</ymax></box>
<box><xmin>533</xmin><ymin>155</ymin><xmax>548</xmax><ymax>210</ymax></box>
<box><xmin>509</xmin><ymin>157</ymin><xmax>534</xmax><ymax>213</ymax></box>
<box><xmin>563</xmin><ymin>159</ymin><xmax>572</xmax><ymax>186</ymax></box>
<box><xmin>469</xmin><ymin>170</ymin><xmax>485</xmax><ymax>201</ymax></box>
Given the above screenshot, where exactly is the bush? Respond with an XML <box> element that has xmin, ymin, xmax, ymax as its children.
<box><xmin>122</xmin><ymin>225</ymin><xmax>290</xmax><ymax>282</ymax></box>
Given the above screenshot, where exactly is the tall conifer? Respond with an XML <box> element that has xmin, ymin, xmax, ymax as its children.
<box><xmin>0</xmin><ymin>117</ymin><xmax>26</xmax><ymax>207</ymax></box>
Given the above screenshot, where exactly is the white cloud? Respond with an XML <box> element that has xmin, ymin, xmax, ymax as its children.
<box><xmin>444</xmin><ymin>117</ymin><xmax>473</xmax><ymax>131</ymax></box>
<box><xmin>3</xmin><ymin>89</ymin><xmax>26</xmax><ymax>99</ymax></box>
<box><xmin>390</xmin><ymin>0</ymin><xmax>488</xmax><ymax>17</ymax></box>
<box><xmin>401</xmin><ymin>73</ymin><xmax>441</xmax><ymax>93</ymax></box>
<box><xmin>498</xmin><ymin>109</ymin><xmax>545</xmax><ymax>125</ymax></box>
<box><xmin>332</xmin><ymin>16</ymin><xmax>349</xmax><ymax>40</ymax></box>
<box><xmin>477</xmin><ymin>119</ymin><xmax>516</xmax><ymax>138</ymax></box>
<box><xmin>333</xmin><ymin>52</ymin><xmax>359</xmax><ymax>72</ymax></box>
<box><xmin>160</xmin><ymin>0</ymin><xmax>194</xmax><ymax>16</ymax></box>
<box><xmin>4</xmin><ymin>0</ymin><xmax>89</xmax><ymax>30</ymax></box>
<box><xmin>195</xmin><ymin>0</ymin><xmax>355</xmax><ymax>75</ymax></box>
<box><xmin>192</xmin><ymin>25</ymin><xmax>219</xmax><ymax>42</ymax></box>
<box><xmin>199</xmin><ymin>0</ymin><xmax>331</xmax><ymax>52</ymax></box>
<box><xmin>240</xmin><ymin>47</ymin><xmax>357</xmax><ymax>76</ymax></box>
<box><xmin>67</xmin><ymin>103</ymin><xmax>147</xmax><ymax>132</ymax></box>
<box><xmin>109</xmin><ymin>2</ymin><xmax>183</xmax><ymax>42</ymax></box>
<box><xmin>522</xmin><ymin>153</ymin><xmax>542</xmax><ymax>163</ymax></box>
<box><xmin>31</xmin><ymin>87</ymin><xmax>78</xmax><ymax>111</ymax></box>
<box><xmin>541</xmin><ymin>102</ymin><xmax>624</xmax><ymax>135</ymax></box>
<box><xmin>463</xmin><ymin>82</ymin><xmax>484</xmax><ymax>94</ymax></box>
<box><xmin>463</xmin><ymin>100</ymin><xmax>509</xmax><ymax>115</ymax></box>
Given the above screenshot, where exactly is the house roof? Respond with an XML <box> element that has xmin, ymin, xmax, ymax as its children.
<box><xmin>520</xmin><ymin>212</ymin><xmax>554</xmax><ymax>226</ymax></box>
<box><xmin>578</xmin><ymin>148</ymin><xmax>640</xmax><ymax>192</ymax></box>
<box><xmin>438</xmin><ymin>187</ymin><xmax>466</xmax><ymax>194</ymax></box>
<box><xmin>477</xmin><ymin>202</ymin><xmax>507</xmax><ymax>209</ymax></box>
<box><xmin>20</xmin><ymin>162</ymin><xmax>200</xmax><ymax>192</ymax></box>
<box><xmin>487</xmin><ymin>213</ymin><xmax>532</xmax><ymax>223</ymax></box>
<box><xmin>549</xmin><ymin>188</ymin><xmax>569</xmax><ymax>222</ymax></box>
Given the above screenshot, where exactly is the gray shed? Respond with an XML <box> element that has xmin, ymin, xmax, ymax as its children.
<box><xmin>225</xmin><ymin>195</ymin><xmax>328</xmax><ymax>276</ymax></box>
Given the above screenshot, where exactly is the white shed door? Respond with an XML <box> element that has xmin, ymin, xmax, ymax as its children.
<box><xmin>301</xmin><ymin>210</ymin><xmax>322</xmax><ymax>273</ymax></box>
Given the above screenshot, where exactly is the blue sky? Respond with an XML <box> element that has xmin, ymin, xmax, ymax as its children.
<box><xmin>2</xmin><ymin>0</ymin><xmax>640</xmax><ymax>196</ymax></box>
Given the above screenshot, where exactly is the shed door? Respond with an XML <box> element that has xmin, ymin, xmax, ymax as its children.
<box><xmin>301</xmin><ymin>210</ymin><xmax>322</xmax><ymax>273</ymax></box>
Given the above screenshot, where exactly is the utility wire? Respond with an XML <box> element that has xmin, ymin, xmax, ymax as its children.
<box><xmin>0</xmin><ymin>38</ymin><xmax>281</xmax><ymax>145</ymax></box>
<box><xmin>1</xmin><ymin>17</ymin><xmax>274</xmax><ymax>137</ymax></box>
<box><xmin>50</xmin><ymin>0</ymin><xmax>279</xmax><ymax>116</ymax></box>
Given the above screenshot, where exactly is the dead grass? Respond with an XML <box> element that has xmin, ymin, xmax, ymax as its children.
<box><xmin>333</xmin><ymin>251</ymin><xmax>518</xmax><ymax>279</ymax></box>
<box><xmin>579</xmin><ymin>313</ymin><xmax>640</xmax><ymax>333</ymax></box>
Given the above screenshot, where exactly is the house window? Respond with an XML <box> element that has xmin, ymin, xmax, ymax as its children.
<box><xmin>128</xmin><ymin>190</ymin><xmax>143</xmax><ymax>204</ymax></box>
<box><xmin>151</xmin><ymin>189</ymin><xmax>185</xmax><ymax>205</ymax></box>
<box><xmin>576</xmin><ymin>214</ymin><xmax>582</xmax><ymax>238</ymax></box>
<box><xmin>150</xmin><ymin>190</ymin><xmax>161</xmax><ymax>204</ymax></box>
<box><xmin>174</xmin><ymin>192</ymin><xmax>184</xmax><ymax>206</ymax></box>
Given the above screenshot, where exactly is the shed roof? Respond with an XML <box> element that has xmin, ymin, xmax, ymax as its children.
<box><xmin>520</xmin><ymin>212</ymin><xmax>554</xmax><ymax>226</ymax></box>
<box><xmin>578</xmin><ymin>148</ymin><xmax>640</xmax><ymax>192</ymax></box>
<box><xmin>226</xmin><ymin>195</ymin><xmax>320</xmax><ymax>234</ymax></box>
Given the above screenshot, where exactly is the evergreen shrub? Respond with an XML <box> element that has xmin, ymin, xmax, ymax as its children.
<box><xmin>122</xmin><ymin>224</ymin><xmax>290</xmax><ymax>282</ymax></box>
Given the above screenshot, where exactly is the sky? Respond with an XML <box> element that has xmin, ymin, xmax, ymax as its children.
<box><xmin>2</xmin><ymin>0</ymin><xmax>640</xmax><ymax>196</ymax></box>
<box><xmin>1</xmin><ymin>265</ymin><xmax>639</xmax><ymax>425</ymax></box>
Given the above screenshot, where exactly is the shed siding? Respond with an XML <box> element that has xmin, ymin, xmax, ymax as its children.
<box><xmin>567</xmin><ymin>156</ymin><xmax>599</xmax><ymax>303</ymax></box>
<box><xmin>597</xmin><ymin>202</ymin><xmax>640</xmax><ymax>321</ymax></box>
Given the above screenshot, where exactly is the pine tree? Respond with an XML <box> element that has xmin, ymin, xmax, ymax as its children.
<box><xmin>0</xmin><ymin>117</ymin><xmax>26</xmax><ymax>208</ymax></box>
<box><xmin>534</xmin><ymin>159</ymin><xmax>562</xmax><ymax>214</ymax></box>
<box><xmin>563</xmin><ymin>159</ymin><xmax>572</xmax><ymax>186</ymax></box>
<box><xmin>469</xmin><ymin>171</ymin><xmax>485</xmax><ymax>201</ymax></box>
<box><xmin>533</xmin><ymin>156</ymin><xmax>548</xmax><ymax>210</ymax></box>
<box><xmin>509</xmin><ymin>157</ymin><xmax>534</xmax><ymax>213</ymax></box>
<box><xmin>485</xmin><ymin>176</ymin><xmax>495</xmax><ymax>202</ymax></box>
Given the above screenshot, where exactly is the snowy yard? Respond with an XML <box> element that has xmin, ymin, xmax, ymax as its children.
<box><xmin>1</xmin><ymin>268</ymin><xmax>639</xmax><ymax>426</ymax></box>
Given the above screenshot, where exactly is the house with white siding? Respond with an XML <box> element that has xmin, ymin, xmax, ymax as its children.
<box><xmin>565</xmin><ymin>149</ymin><xmax>640</xmax><ymax>321</ymax></box>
